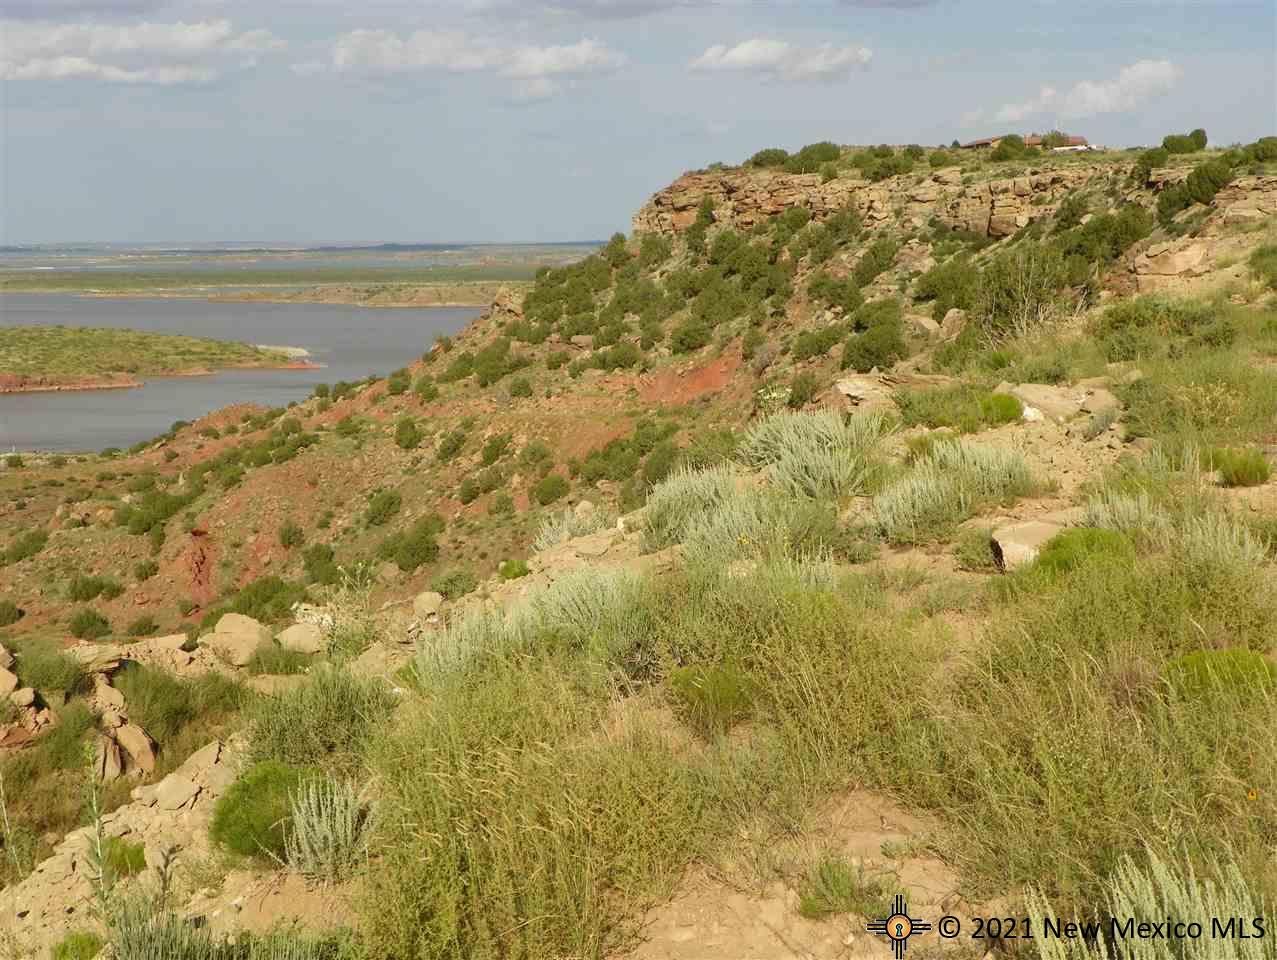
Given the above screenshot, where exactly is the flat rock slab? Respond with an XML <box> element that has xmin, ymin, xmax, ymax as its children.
<box><xmin>154</xmin><ymin>774</ymin><xmax>201</xmax><ymax>811</ymax></box>
<box><xmin>992</xmin><ymin>519</ymin><xmax>1066</xmax><ymax>570</ymax></box>
<box><xmin>276</xmin><ymin>622</ymin><xmax>324</xmax><ymax>655</ymax></box>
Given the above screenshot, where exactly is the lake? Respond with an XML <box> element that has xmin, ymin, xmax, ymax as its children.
<box><xmin>0</xmin><ymin>294</ymin><xmax>479</xmax><ymax>452</ymax></box>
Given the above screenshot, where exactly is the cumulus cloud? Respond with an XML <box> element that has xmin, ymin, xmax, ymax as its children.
<box><xmin>468</xmin><ymin>0</ymin><xmax>686</xmax><ymax>17</ymax></box>
<box><xmin>322</xmin><ymin>28</ymin><xmax>624</xmax><ymax>99</ymax></box>
<box><xmin>690</xmin><ymin>37</ymin><xmax>872</xmax><ymax>82</ymax></box>
<box><xmin>994</xmin><ymin>59</ymin><xmax>1182</xmax><ymax>123</ymax></box>
<box><xmin>0</xmin><ymin>18</ymin><xmax>286</xmax><ymax>84</ymax></box>
<box><xmin>0</xmin><ymin>0</ymin><xmax>163</xmax><ymax>19</ymax></box>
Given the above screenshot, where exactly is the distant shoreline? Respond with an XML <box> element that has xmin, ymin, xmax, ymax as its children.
<box><xmin>0</xmin><ymin>359</ymin><xmax>320</xmax><ymax>395</ymax></box>
<box><xmin>0</xmin><ymin>280</ymin><xmax>525</xmax><ymax>309</ymax></box>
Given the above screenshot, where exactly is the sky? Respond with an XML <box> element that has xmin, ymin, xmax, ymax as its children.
<box><xmin>1</xmin><ymin>0</ymin><xmax>1274</xmax><ymax>244</ymax></box>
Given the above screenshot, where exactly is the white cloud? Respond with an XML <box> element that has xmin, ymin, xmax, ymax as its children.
<box><xmin>994</xmin><ymin>59</ymin><xmax>1181</xmax><ymax>123</ymax></box>
<box><xmin>0</xmin><ymin>19</ymin><xmax>285</xmax><ymax>84</ymax></box>
<box><xmin>322</xmin><ymin>28</ymin><xmax>624</xmax><ymax>99</ymax></box>
<box><xmin>689</xmin><ymin>37</ymin><xmax>872</xmax><ymax>82</ymax></box>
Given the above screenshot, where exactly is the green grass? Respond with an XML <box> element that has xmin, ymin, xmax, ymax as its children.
<box><xmin>10</xmin><ymin>637</ymin><xmax>85</xmax><ymax>696</ymax></box>
<box><xmin>1203</xmin><ymin>446</ymin><xmax>1272</xmax><ymax>487</ymax></box>
<box><xmin>210</xmin><ymin>760</ymin><xmax>308</xmax><ymax>861</ymax></box>
<box><xmin>51</xmin><ymin>931</ymin><xmax>105</xmax><ymax>960</ymax></box>
<box><xmin>0</xmin><ymin>326</ymin><xmax>292</xmax><ymax>379</ymax></box>
<box><xmin>668</xmin><ymin>663</ymin><xmax>755</xmax><ymax>738</ymax></box>
<box><xmin>797</xmin><ymin>856</ymin><xmax>897</xmax><ymax>920</ymax></box>
<box><xmin>874</xmin><ymin>440</ymin><xmax>1040</xmax><ymax>544</ymax></box>
<box><xmin>246</xmin><ymin>643</ymin><xmax>312</xmax><ymax>676</ymax></box>
<box><xmin>102</xmin><ymin>836</ymin><xmax>147</xmax><ymax>880</ymax></box>
<box><xmin>896</xmin><ymin>383</ymin><xmax>1024</xmax><ymax>433</ymax></box>
<box><xmin>249</xmin><ymin>666</ymin><xmax>395</xmax><ymax>772</ymax></box>
<box><xmin>110</xmin><ymin>663</ymin><xmax>246</xmax><ymax>775</ymax></box>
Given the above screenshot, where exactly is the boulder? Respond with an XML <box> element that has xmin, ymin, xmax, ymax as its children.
<box><xmin>94</xmin><ymin>675</ymin><xmax>126</xmax><ymax>712</ymax></box>
<box><xmin>574</xmin><ymin>500</ymin><xmax>596</xmax><ymax>520</ymax></box>
<box><xmin>0</xmin><ymin>644</ymin><xmax>12</xmax><ymax>670</ymax></box>
<box><xmin>939</xmin><ymin>308</ymin><xmax>968</xmax><ymax>342</ymax></box>
<box><xmin>9</xmin><ymin>688</ymin><xmax>35</xmax><ymax>708</ymax></box>
<box><xmin>834</xmin><ymin>374</ymin><xmax>896</xmax><ymax>412</ymax></box>
<box><xmin>276</xmin><ymin>623</ymin><xmax>324</xmax><ymax>655</ymax></box>
<box><xmin>412</xmin><ymin>591</ymin><xmax>444</xmax><ymax>619</ymax></box>
<box><xmin>205</xmin><ymin>614</ymin><xmax>271</xmax><ymax>667</ymax></box>
<box><xmin>0</xmin><ymin>667</ymin><xmax>18</xmax><ymax>697</ymax></box>
<box><xmin>115</xmin><ymin>723</ymin><xmax>157</xmax><ymax>774</ymax></box>
<box><xmin>991</xmin><ymin>520</ymin><xmax>1065</xmax><ymax>570</ymax></box>
<box><xmin>177</xmin><ymin>741</ymin><xmax>222</xmax><ymax>781</ymax></box>
<box><xmin>93</xmin><ymin>734</ymin><xmax>124</xmax><ymax>783</ymax></box>
<box><xmin>905</xmin><ymin>313</ymin><xmax>940</xmax><ymax>339</ymax></box>
<box><xmin>68</xmin><ymin>643</ymin><xmax>124</xmax><ymax>673</ymax></box>
<box><xmin>1008</xmin><ymin>383</ymin><xmax>1086</xmax><ymax>424</ymax></box>
<box><xmin>154</xmin><ymin>774</ymin><xmax>200</xmax><ymax>811</ymax></box>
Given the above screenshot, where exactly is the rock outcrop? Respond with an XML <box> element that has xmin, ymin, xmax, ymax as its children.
<box><xmin>632</xmin><ymin>163</ymin><xmax>1123</xmax><ymax>240</ymax></box>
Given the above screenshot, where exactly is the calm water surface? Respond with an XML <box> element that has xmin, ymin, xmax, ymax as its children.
<box><xmin>0</xmin><ymin>294</ymin><xmax>479</xmax><ymax>452</ymax></box>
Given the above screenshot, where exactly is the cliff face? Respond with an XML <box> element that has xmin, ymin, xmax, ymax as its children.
<box><xmin>632</xmin><ymin>163</ymin><xmax>1126</xmax><ymax>239</ymax></box>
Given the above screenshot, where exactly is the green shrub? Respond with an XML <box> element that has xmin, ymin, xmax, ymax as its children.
<box><xmin>852</xmin><ymin>238</ymin><xmax>899</xmax><ymax>287</ymax></box>
<box><xmin>797</xmin><ymin>856</ymin><xmax>895</xmax><ymax>920</ymax></box>
<box><xmin>747</xmin><ymin>147</ymin><xmax>789</xmax><ymax>167</ymax></box>
<box><xmin>69</xmin><ymin>608</ymin><xmax>110</xmax><ymax>640</ymax></box>
<box><xmin>112</xmin><ymin>661</ymin><xmax>244</xmax><ymax>745</ymax></box>
<box><xmin>250</xmin><ymin>667</ymin><xmax>394</xmax><ymax>770</ymax></box>
<box><xmin>126</xmin><ymin>615</ymin><xmax>159</xmax><ymax>637</ymax></box>
<box><xmin>874</xmin><ymin>441</ymin><xmax>1038</xmax><ymax>543</ymax></box>
<box><xmin>783</xmin><ymin>141</ymin><xmax>840</xmax><ymax>174</ymax></box>
<box><xmin>2</xmin><ymin>529</ymin><xmax>48</xmax><ymax>566</ymax></box>
<box><xmin>221</xmin><ymin>576</ymin><xmax>307</xmax><ymax>626</ymax></box>
<box><xmin>0</xmin><ymin>599</ymin><xmax>22</xmax><ymax>627</ymax></box>
<box><xmin>976</xmin><ymin>244</ymin><xmax>1068</xmax><ymax>338</ymax></box>
<box><xmin>1033</xmin><ymin>528</ymin><xmax>1136</xmax><ymax>577</ymax></box>
<box><xmin>364</xmin><ymin>489</ymin><xmax>402</xmax><ymax>527</ymax></box>
<box><xmin>210</xmin><ymin>760</ymin><xmax>307</xmax><ymax>860</ymax></box>
<box><xmin>436</xmin><ymin>427</ymin><xmax>468</xmax><ymax>463</ymax></box>
<box><xmin>914</xmin><ymin>255</ymin><xmax>978</xmax><ymax>322</ymax></box>
<box><xmin>841</xmin><ymin>322</ymin><xmax>905</xmax><ymax>373</ymax></box>
<box><xmin>133</xmin><ymin>559</ymin><xmax>159</xmax><ymax>582</ymax></box>
<box><xmin>1203</xmin><ymin>447</ymin><xmax>1271</xmax><ymax>487</ymax></box>
<box><xmin>781</xmin><ymin>370</ymin><xmax>818</xmax><ymax>409</ymax></box>
<box><xmin>102</xmin><ymin>836</ymin><xmax>147</xmax><ymax>879</ymax></box>
<box><xmin>481</xmin><ymin>433</ymin><xmax>512</xmax><ymax>466</ymax></box>
<box><xmin>279</xmin><ymin>520</ymin><xmax>304</xmax><ymax>549</ymax></box>
<box><xmin>67</xmin><ymin>574</ymin><xmax>122</xmax><ymax>602</ymax></box>
<box><xmin>395</xmin><ymin>417</ymin><xmax>422</xmax><ymax>450</ymax></box>
<box><xmin>12</xmin><ymin>638</ymin><xmax>83</xmax><ymax>695</ymax></box>
<box><xmin>1157</xmin><ymin>159</ymin><xmax>1234</xmax><ymax>224</ymax></box>
<box><xmin>954</xmin><ymin>527</ymin><xmax>998</xmax><ymax>572</ymax></box>
<box><xmin>285</xmin><ymin>777</ymin><xmax>371</xmax><ymax>882</ymax></box>
<box><xmin>247</xmin><ymin>643</ymin><xmax>311</xmax><ymax>676</ymax></box>
<box><xmin>1164</xmin><ymin>649</ymin><xmax>1277</xmax><ymax>702</ymax></box>
<box><xmin>1249</xmin><ymin>244</ymin><xmax>1277</xmax><ymax>290</ymax></box>
<box><xmin>378</xmin><ymin>517</ymin><xmax>442</xmax><ymax>574</ymax></box>
<box><xmin>51</xmin><ymin>932</ymin><xmax>104</xmax><ymax>960</ymax></box>
<box><xmin>508</xmin><ymin>376</ymin><xmax>533</xmax><ymax>398</ymax></box>
<box><xmin>979</xmin><ymin>392</ymin><xmax>1023</xmax><ymax>425</ymax></box>
<box><xmin>431</xmin><ymin>569</ymin><xmax>479</xmax><ymax>600</ymax></box>
<box><xmin>498</xmin><ymin>559</ymin><xmax>530</xmax><ymax>580</ymax></box>
<box><xmin>386</xmin><ymin>368</ymin><xmax>411</xmax><ymax>396</ymax></box>
<box><xmin>534</xmin><ymin>473</ymin><xmax>569</xmax><ymax>505</ymax></box>
<box><xmin>668</xmin><ymin>663</ymin><xmax>754</xmax><ymax>738</ymax></box>
<box><xmin>414</xmin><ymin>377</ymin><xmax>440</xmax><ymax>402</ymax></box>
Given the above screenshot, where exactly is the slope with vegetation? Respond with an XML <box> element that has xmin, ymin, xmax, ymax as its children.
<box><xmin>1</xmin><ymin>127</ymin><xmax>1275</xmax><ymax>960</ymax></box>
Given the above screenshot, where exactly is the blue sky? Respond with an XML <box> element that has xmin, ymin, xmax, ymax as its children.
<box><xmin>1</xmin><ymin>0</ymin><xmax>1273</xmax><ymax>244</ymax></box>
